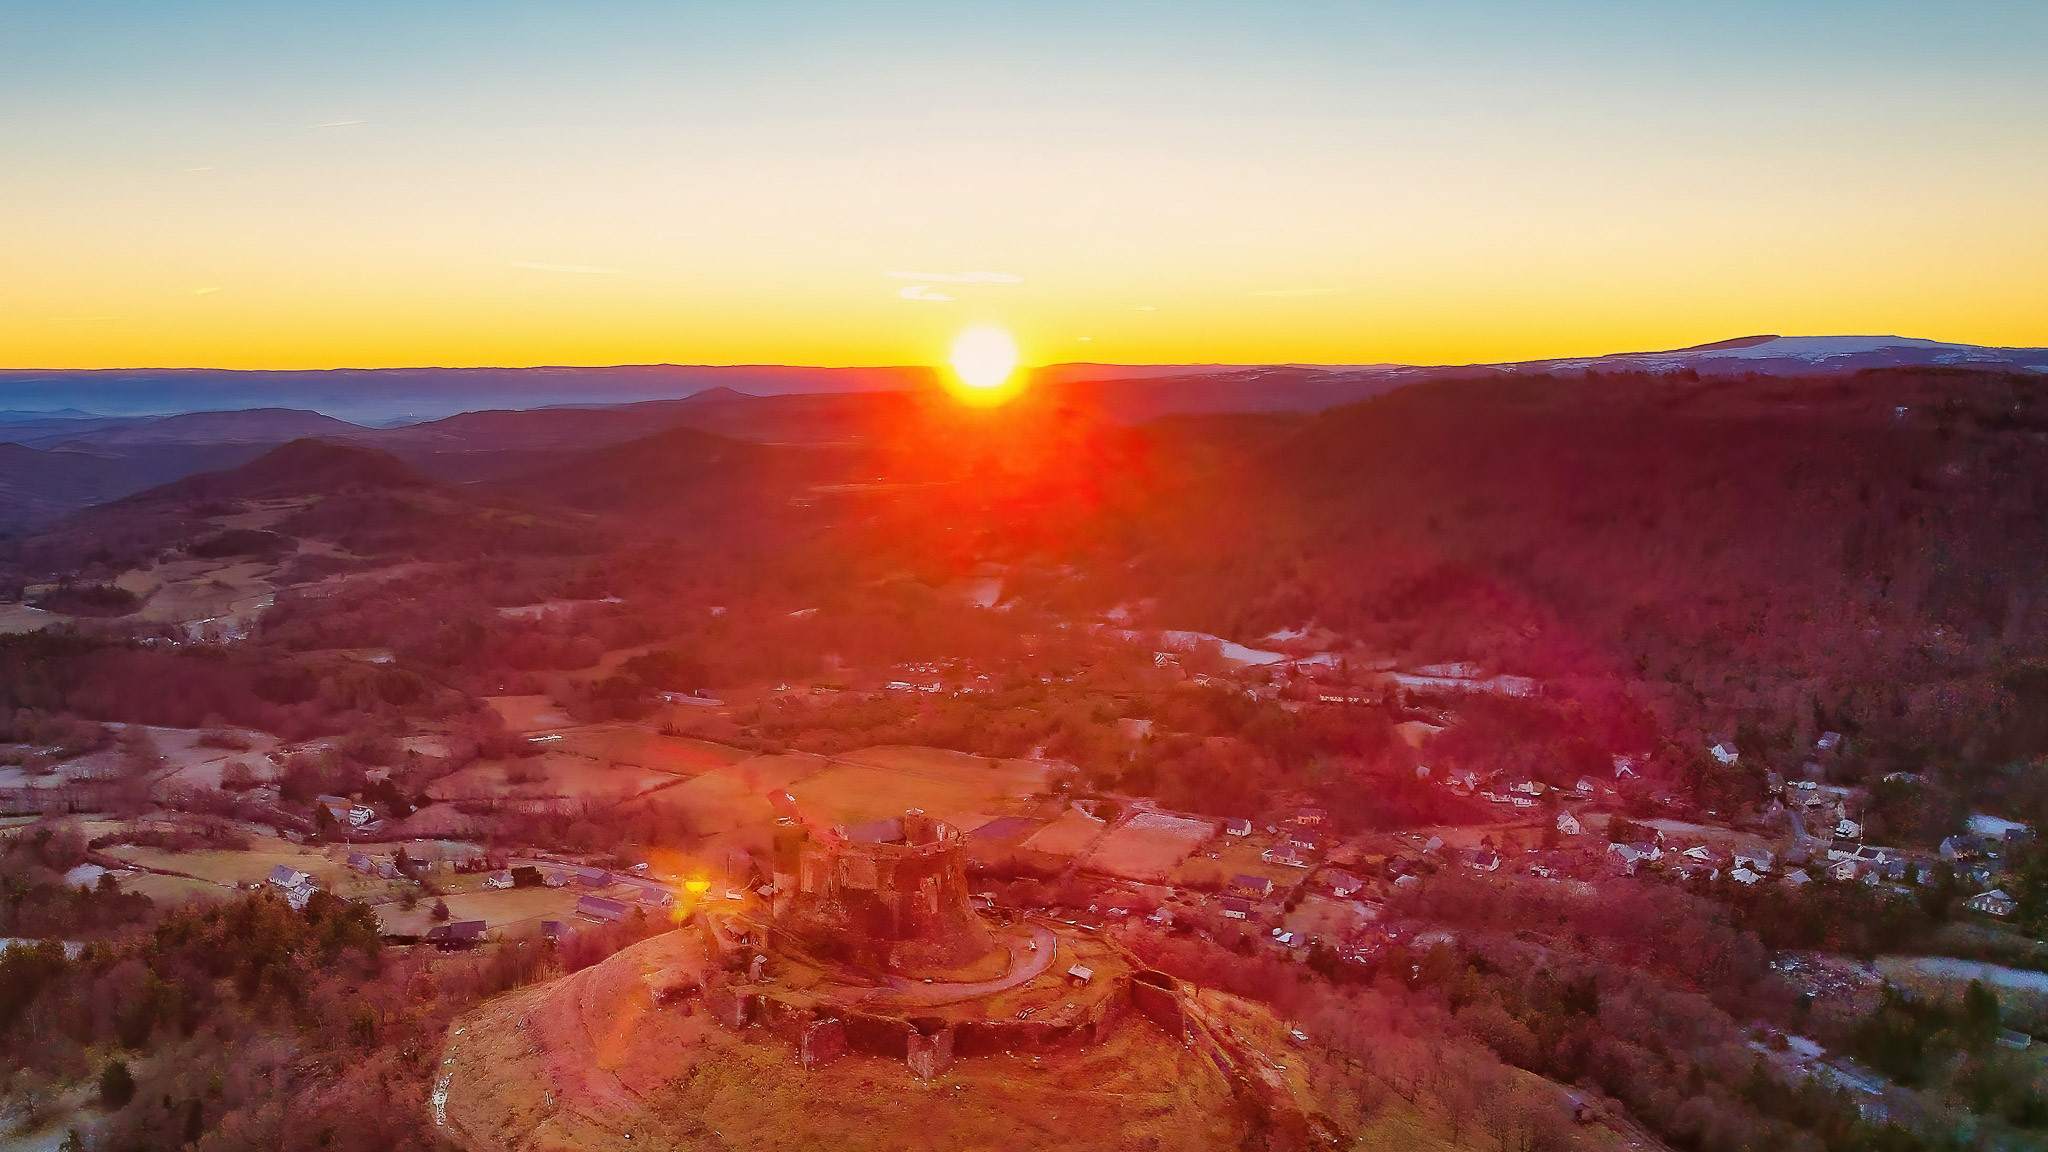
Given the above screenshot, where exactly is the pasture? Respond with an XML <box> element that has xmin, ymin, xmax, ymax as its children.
<box><xmin>1084</xmin><ymin>811</ymin><xmax>1217</xmax><ymax>881</ymax></box>
<box><xmin>374</xmin><ymin>885</ymin><xmax>592</xmax><ymax>938</ymax></box>
<box><xmin>482</xmin><ymin>695</ymin><xmax>574</xmax><ymax>732</ymax></box>
<box><xmin>1021</xmin><ymin>807</ymin><xmax>1109</xmax><ymax>858</ymax></box>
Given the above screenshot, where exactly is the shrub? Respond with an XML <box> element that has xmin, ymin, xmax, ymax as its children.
<box><xmin>99</xmin><ymin>1059</ymin><xmax>136</xmax><ymax>1109</ymax></box>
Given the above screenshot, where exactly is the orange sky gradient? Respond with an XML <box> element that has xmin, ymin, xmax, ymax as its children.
<box><xmin>4</xmin><ymin>2</ymin><xmax>2043</xmax><ymax>371</ymax></box>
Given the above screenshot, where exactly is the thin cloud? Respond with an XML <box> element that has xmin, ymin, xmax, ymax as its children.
<box><xmin>193</xmin><ymin>287</ymin><xmax>223</xmax><ymax>295</ymax></box>
<box><xmin>1250</xmin><ymin>287</ymin><xmax>1347</xmax><ymax>298</ymax></box>
<box><xmin>509</xmin><ymin>261</ymin><xmax>625</xmax><ymax>275</ymax></box>
<box><xmin>301</xmin><ymin>119</ymin><xmax>366</xmax><ymax>129</ymax></box>
<box><xmin>898</xmin><ymin>285</ymin><xmax>953</xmax><ymax>302</ymax></box>
<box><xmin>182</xmin><ymin>166</ymin><xmax>214</xmax><ymax>172</ymax></box>
<box><xmin>1135</xmin><ymin>305</ymin><xmax>1158</xmax><ymax>311</ymax></box>
<box><xmin>886</xmin><ymin>270</ymin><xmax>1022</xmax><ymax>284</ymax></box>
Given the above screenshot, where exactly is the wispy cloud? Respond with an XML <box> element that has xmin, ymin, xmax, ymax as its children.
<box><xmin>898</xmin><ymin>285</ymin><xmax>953</xmax><ymax>302</ymax></box>
<box><xmin>301</xmin><ymin>119</ymin><xmax>366</xmax><ymax>129</ymax></box>
<box><xmin>193</xmin><ymin>286</ymin><xmax>223</xmax><ymax>295</ymax></box>
<box><xmin>1250</xmin><ymin>287</ymin><xmax>1347</xmax><ymax>298</ymax></box>
<box><xmin>1135</xmin><ymin>305</ymin><xmax>1158</xmax><ymax>311</ymax></box>
<box><xmin>182</xmin><ymin>166</ymin><xmax>214</xmax><ymax>172</ymax></box>
<box><xmin>509</xmin><ymin>261</ymin><xmax>625</xmax><ymax>275</ymax></box>
<box><xmin>886</xmin><ymin>270</ymin><xmax>1022</xmax><ymax>284</ymax></box>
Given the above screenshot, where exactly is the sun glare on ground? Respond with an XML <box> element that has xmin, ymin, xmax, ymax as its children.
<box><xmin>946</xmin><ymin>326</ymin><xmax>1024</xmax><ymax>406</ymax></box>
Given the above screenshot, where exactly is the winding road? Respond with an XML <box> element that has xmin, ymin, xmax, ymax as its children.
<box><xmin>865</xmin><ymin>923</ymin><xmax>1059</xmax><ymax>1007</ymax></box>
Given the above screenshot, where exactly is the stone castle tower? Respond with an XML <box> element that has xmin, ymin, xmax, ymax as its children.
<box><xmin>770</xmin><ymin>808</ymin><xmax>995</xmax><ymax>975</ymax></box>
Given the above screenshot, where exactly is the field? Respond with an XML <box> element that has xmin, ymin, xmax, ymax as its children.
<box><xmin>1282</xmin><ymin>893</ymin><xmax>1379</xmax><ymax>942</ymax></box>
<box><xmin>1172</xmin><ymin>836</ymin><xmax>1302</xmax><ymax>890</ymax></box>
<box><xmin>625</xmin><ymin>745</ymin><xmax>1049</xmax><ymax>840</ymax></box>
<box><xmin>104</xmin><ymin>834</ymin><xmax>335</xmax><ymax>887</ymax></box>
<box><xmin>120</xmin><ymin>872</ymin><xmax>228</xmax><ymax>905</ymax></box>
<box><xmin>373</xmin><ymin>885</ymin><xmax>589</xmax><ymax>938</ymax></box>
<box><xmin>1083</xmin><ymin>811</ymin><xmax>1217</xmax><ymax>880</ymax></box>
<box><xmin>481</xmin><ymin>695</ymin><xmax>573</xmax><ymax>733</ymax></box>
<box><xmin>1021</xmin><ymin>807</ymin><xmax>1108</xmax><ymax>858</ymax></box>
<box><xmin>427</xmin><ymin>753</ymin><xmax>680</xmax><ymax>801</ymax></box>
<box><xmin>551</xmin><ymin>727</ymin><xmax>750</xmax><ymax>776</ymax></box>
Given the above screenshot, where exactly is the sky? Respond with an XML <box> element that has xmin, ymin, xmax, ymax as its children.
<box><xmin>2</xmin><ymin>1</ymin><xmax>2044</xmax><ymax>371</ymax></box>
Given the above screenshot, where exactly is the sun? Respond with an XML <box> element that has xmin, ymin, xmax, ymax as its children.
<box><xmin>946</xmin><ymin>325</ymin><xmax>1023</xmax><ymax>406</ymax></box>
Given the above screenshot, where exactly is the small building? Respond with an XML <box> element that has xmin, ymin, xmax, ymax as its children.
<box><xmin>1555</xmin><ymin>811</ymin><xmax>1583</xmax><ymax>837</ymax></box>
<box><xmin>347</xmin><ymin>852</ymin><xmax>375</xmax><ymax>874</ymax></box>
<box><xmin>1067</xmin><ymin>965</ymin><xmax>1094</xmax><ymax>984</ymax></box>
<box><xmin>1783</xmin><ymin>868</ymin><xmax>1812</xmax><ymax>887</ymax></box>
<box><xmin>1731</xmin><ymin>867</ymin><xmax>1762</xmax><ymax>885</ymax></box>
<box><xmin>1219</xmin><ymin>897</ymin><xmax>1252</xmax><ymax>920</ymax></box>
<box><xmin>426</xmin><ymin>920</ymin><xmax>487</xmax><ymax>947</ymax></box>
<box><xmin>577</xmin><ymin>895</ymin><xmax>631</xmax><ymax>923</ymax></box>
<box><xmin>1835</xmin><ymin>818</ymin><xmax>1862</xmax><ymax>840</ymax></box>
<box><xmin>483</xmin><ymin>870</ymin><xmax>514</xmax><ymax>889</ymax></box>
<box><xmin>1967</xmin><ymin>889</ymin><xmax>2018</xmax><ymax>918</ymax></box>
<box><xmin>1734</xmin><ymin>849</ymin><xmax>1774</xmax><ymax>873</ymax></box>
<box><xmin>1708</xmin><ymin>743</ymin><xmax>1740</xmax><ymax>766</ymax></box>
<box><xmin>1262</xmin><ymin>844</ymin><xmax>1308</xmax><ymax>868</ymax></box>
<box><xmin>575</xmin><ymin>866</ymin><xmax>613</xmax><ymax>888</ymax></box>
<box><xmin>1830</xmin><ymin>859</ymin><xmax>1859</xmax><ymax>882</ymax></box>
<box><xmin>1223</xmin><ymin>818</ymin><xmax>1253</xmax><ymax>837</ymax></box>
<box><xmin>1997</xmin><ymin>1029</ymin><xmax>2033</xmax><ymax>1051</ymax></box>
<box><xmin>1612</xmin><ymin>755</ymin><xmax>1640</xmax><ymax>779</ymax></box>
<box><xmin>1295</xmin><ymin>808</ymin><xmax>1327</xmax><ymax>827</ymax></box>
<box><xmin>1815</xmin><ymin>731</ymin><xmax>1843</xmax><ymax>753</ymax></box>
<box><xmin>541</xmin><ymin>919</ymin><xmax>569</xmax><ymax>940</ymax></box>
<box><xmin>1323</xmin><ymin>869</ymin><xmax>1363</xmax><ymax>898</ymax></box>
<box><xmin>1941</xmin><ymin>834</ymin><xmax>1984</xmax><ymax>862</ymax></box>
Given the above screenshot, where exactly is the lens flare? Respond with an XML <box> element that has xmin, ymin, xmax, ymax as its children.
<box><xmin>947</xmin><ymin>326</ymin><xmax>1023</xmax><ymax>406</ymax></box>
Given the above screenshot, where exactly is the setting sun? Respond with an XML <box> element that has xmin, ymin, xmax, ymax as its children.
<box><xmin>947</xmin><ymin>326</ymin><xmax>1022</xmax><ymax>405</ymax></box>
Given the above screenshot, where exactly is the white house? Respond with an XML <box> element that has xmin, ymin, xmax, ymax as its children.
<box><xmin>1555</xmin><ymin>811</ymin><xmax>1582</xmax><ymax>837</ymax></box>
<box><xmin>1968</xmin><ymin>889</ymin><xmax>2019</xmax><ymax>918</ymax></box>
<box><xmin>1731</xmin><ymin>867</ymin><xmax>1762</xmax><ymax>885</ymax></box>
<box><xmin>1709</xmin><ymin>743</ymin><xmax>1740</xmax><ymax>766</ymax></box>
<box><xmin>1835</xmin><ymin>818</ymin><xmax>1862</xmax><ymax>840</ymax></box>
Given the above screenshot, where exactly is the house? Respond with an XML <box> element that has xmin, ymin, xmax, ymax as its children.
<box><xmin>1230</xmin><ymin>874</ymin><xmax>1275</xmax><ymax>899</ymax></box>
<box><xmin>1783</xmin><ymin>869</ymin><xmax>1812</xmax><ymax>887</ymax></box>
<box><xmin>1323</xmin><ymin>870</ymin><xmax>1363</xmax><ymax>898</ymax></box>
<box><xmin>1680</xmin><ymin>845</ymin><xmax>1715</xmax><ymax>863</ymax></box>
<box><xmin>268</xmin><ymin>864</ymin><xmax>312</xmax><ymax>889</ymax></box>
<box><xmin>1816</xmin><ymin>731</ymin><xmax>1843</xmax><ymax>753</ymax></box>
<box><xmin>1967</xmin><ymin>889</ymin><xmax>2018</xmax><ymax>918</ymax></box>
<box><xmin>1555</xmin><ymin>811</ymin><xmax>1583</xmax><ymax>837</ymax></box>
<box><xmin>1731</xmin><ymin>867</ymin><xmax>1763</xmax><ymax>885</ymax></box>
<box><xmin>1835</xmin><ymin>818</ymin><xmax>1862</xmax><ymax>840</ymax></box>
<box><xmin>315</xmin><ymin>794</ymin><xmax>352</xmax><ymax>824</ymax></box>
<box><xmin>1852</xmin><ymin>845</ymin><xmax>1891</xmax><ymax>866</ymax></box>
<box><xmin>348</xmin><ymin>803</ymin><xmax>376</xmax><ymax>828</ymax></box>
<box><xmin>1270</xmin><ymin>929</ymin><xmax>1301</xmax><ymax>948</ymax></box>
<box><xmin>1734</xmin><ymin>849</ymin><xmax>1774</xmax><ymax>873</ymax></box>
<box><xmin>347</xmin><ymin>852</ymin><xmax>375</xmax><ymax>874</ymax></box>
<box><xmin>426</xmin><ymin>920</ymin><xmax>487</xmax><ymax>947</ymax></box>
<box><xmin>1224</xmin><ymin>818</ymin><xmax>1253</xmax><ymax>837</ymax></box>
<box><xmin>1708</xmin><ymin>743</ymin><xmax>1740</xmax><ymax>766</ymax></box>
<box><xmin>577</xmin><ymin>895</ymin><xmax>632</xmax><ymax>923</ymax></box>
<box><xmin>1572</xmin><ymin>776</ymin><xmax>1601</xmax><ymax>797</ymax></box>
<box><xmin>1262</xmin><ymin>844</ymin><xmax>1307</xmax><ymax>868</ymax></box>
<box><xmin>541</xmin><ymin>868</ymin><xmax>571</xmax><ymax>887</ymax></box>
<box><xmin>1067</xmin><ymin>965</ymin><xmax>1094</xmax><ymax>984</ymax></box>
<box><xmin>575</xmin><ymin>866</ymin><xmax>612</xmax><ymax>888</ymax></box>
<box><xmin>1941</xmin><ymin>834</ymin><xmax>1985</xmax><ymax>862</ymax></box>
<box><xmin>1447</xmin><ymin>768</ymin><xmax>1481</xmax><ymax>793</ymax></box>
<box><xmin>1219</xmin><ymin>897</ymin><xmax>1252</xmax><ymax>920</ymax></box>
<box><xmin>540</xmin><ymin>919</ymin><xmax>568</xmax><ymax>940</ymax></box>
<box><xmin>1612</xmin><ymin>755</ymin><xmax>1640</xmax><ymax>779</ymax></box>
<box><xmin>1608</xmin><ymin>843</ymin><xmax>1644</xmax><ymax>870</ymax></box>
<box><xmin>1997</xmin><ymin>1029</ymin><xmax>2033</xmax><ymax>1051</ymax></box>
<box><xmin>1827</xmin><ymin>839</ymin><xmax>1861</xmax><ymax>862</ymax></box>
<box><xmin>1295</xmin><ymin>808</ymin><xmax>1327</xmax><ymax>827</ymax></box>
<box><xmin>1509</xmin><ymin>779</ymin><xmax>1544</xmax><ymax>796</ymax></box>
<box><xmin>1830</xmin><ymin>858</ymin><xmax>1859</xmax><ymax>882</ymax></box>
<box><xmin>483</xmin><ymin>870</ymin><xmax>514</xmax><ymax>889</ymax></box>
<box><xmin>1423</xmin><ymin>835</ymin><xmax>1445</xmax><ymax>855</ymax></box>
<box><xmin>1460</xmin><ymin>849</ymin><xmax>1500</xmax><ymax>873</ymax></box>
